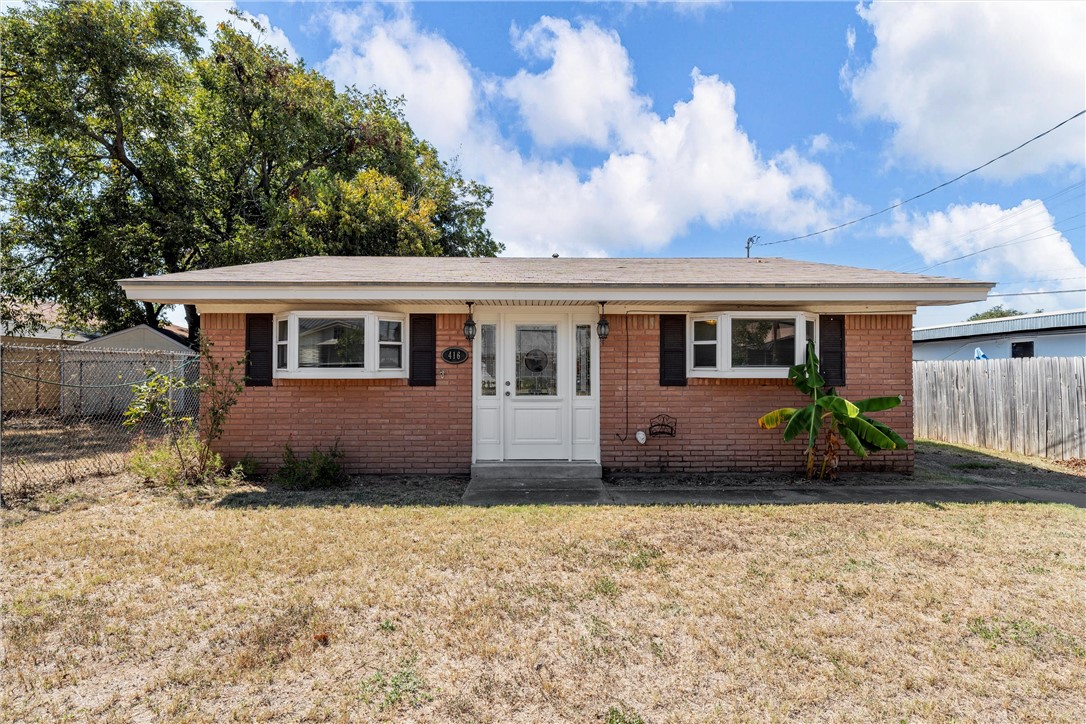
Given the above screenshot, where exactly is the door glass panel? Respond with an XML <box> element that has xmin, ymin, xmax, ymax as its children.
<box><xmin>480</xmin><ymin>324</ymin><xmax>496</xmax><ymax>396</ymax></box>
<box><xmin>516</xmin><ymin>325</ymin><xmax>558</xmax><ymax>396</ymax></box>
<box><xmin>575</xmin><ymin>324</ymin><xmax>591</xmax><ymax>396</ymax></box>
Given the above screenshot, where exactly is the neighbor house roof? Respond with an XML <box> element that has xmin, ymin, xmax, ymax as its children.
<box><xmin>121</xmin><ymin>256</ymin><xmax>993</xmax><ymax>308</ymax></box>
<box><xmin>913</xmin><ymin>309</ymin><xmax>1086</xmax><ymax>342</ymax></box>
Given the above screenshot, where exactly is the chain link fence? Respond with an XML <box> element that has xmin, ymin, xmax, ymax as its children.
<box><xmin>1</xmin><ymin>343</ymin><xmax>199</xmax><ymax>502</ymax></box>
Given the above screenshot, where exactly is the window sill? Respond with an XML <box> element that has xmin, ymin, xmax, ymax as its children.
<box><xmin>688</xmin><ymin>368</ymin><xmax>792</xmax><ymax>379</ymax></box>
<box><xmin>274</xmin><ymin>369</ymin><xmax>408</xmax><ymax>380</ymax></box>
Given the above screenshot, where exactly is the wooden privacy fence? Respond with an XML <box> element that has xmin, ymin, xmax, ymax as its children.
<box><xmin>913</xmin><ymin>357</ymin><xmax>1086</xmax><ymax>460</ymax></box>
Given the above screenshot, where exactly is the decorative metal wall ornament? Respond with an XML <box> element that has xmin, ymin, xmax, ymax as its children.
<box><xmin>463</xmin><ymin>301</ymin><xmax>477</xmax><ymax>342</ymax></box>
<box><xmin>649</xmin><ymin>414</ymin><xmax>677</xmax><ymax>438</ymax></box>
<box><xmin>597</xmin><ymin>302</ymin><xmax>610</xmax><ymax>344</ymax></box>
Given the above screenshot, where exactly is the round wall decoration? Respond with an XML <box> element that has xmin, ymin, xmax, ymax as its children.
<box><xmin>523</xmin><ymin>348</ymin><xmax>549</xmax><ymax>372</ymax></box>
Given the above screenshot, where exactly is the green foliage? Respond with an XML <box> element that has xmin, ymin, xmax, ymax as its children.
<box><xmin>360</xmin><ymin>656</ymin><xmax>433</xmax><ymax>711</ymax></box>
<box><xmin>129</xmin><ymin>430</ymin><xmax>236</xmax><ymax>488</ymax></box>
<box><xmin>275</xmin><ymin>442</ymin><xmax>348</xmax><ymax>490</ymax></box>
<box><xmin>758</xmin><ymin>341</ymin><xmax>907</xmax><ymax>479</ymax></box>
<box><xmin>1</xmin><ymin>1</ymin><xmax>500</xmax><ymax>340</ymax></box>
<box><xmin>124</xmin><ymin>338</ymin><xmax>244</xmax><ymax>487</ymax></box>
<box><xmin>605</xmin><ymin>706</ymin><xmax>645</xmax><ymax>724</ymax></box>
<box><xmin>966</xmin><ymin>305</ymin><xmax>1041</xmax><ymax>322</ymax></box>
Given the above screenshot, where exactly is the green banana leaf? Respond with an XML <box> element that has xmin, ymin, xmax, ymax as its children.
<box><xmin>783</xmin><ymin>405</ymin><xmax>818</xmax><ymax>443</ymax></box>
<box><xmin>839</xmin><ymin>425</ymin><xmax>871</xmax><ymax>459</ymax></box>
<box><xmin>840</xmin><ymin>415</ymin><xmax>898</xmax><ymax>451</ymax></box>
<box><xmin>816</xmin><ymin>395</ymin><xmax>860</xmax><ymax>418</ymax></box>
<box><xmin>865</xmin><ymin>417</ymin><xmax>908</xmax><ymax>449</ymax></box>
<box><xmin>854</xmin><ymin>395</ymin><xmax>904</xmax><ymax>413</ymax></box>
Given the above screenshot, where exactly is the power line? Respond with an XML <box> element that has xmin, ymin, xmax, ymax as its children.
<box><xmin>911</xmin><ymin>221</ymin><xmax>1085</xmax><ymax>274</ymax></box>
<box><xmin>755</xmin><ymin>109</ymin><xmax>1086</xmax><ymax>248</ymax></box>
<box><xmin>988</xmin><ymin>289</ymin><xmax>1086</xmax><ymax>298</ymax></box>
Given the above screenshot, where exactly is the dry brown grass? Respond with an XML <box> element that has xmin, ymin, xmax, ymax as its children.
<box><xmin>3</xmin><ymin>479</ymin><xmax>1084</xmax><ymax>722</ymax></box>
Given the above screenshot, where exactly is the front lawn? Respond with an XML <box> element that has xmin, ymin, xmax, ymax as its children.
<box><xmin>3</xmin><ymin>478</ymin><xmax>1083</xmax><ymax>721</ymax></box>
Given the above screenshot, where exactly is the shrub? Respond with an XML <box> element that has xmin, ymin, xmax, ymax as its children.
<box><xmin>130</xmin><ymin>431</ymin><xmax>233</xmax><ymax>488</ymax></box>
<box><xmin>124</xmin><ymin>338</ymin><xmax>245</xmax><ymax>488</ymax></box>
<box><xmin>275</xmin><ymin>442</ymin><xmax>348</xmax><ymax>490</ymax></box>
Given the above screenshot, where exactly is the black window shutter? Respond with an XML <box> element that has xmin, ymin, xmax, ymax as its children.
<box><xmin>819</xmin><ymin>314</ymin><xmax>846</xmax><ymax>387</ymax></box>
<box><xmin>659</xmin><ymin>314</ymin><xmax>687</xmax><ymax>386</ymax></box>
<box><xmin>409</xmin><ymin>314</ymin><xmax>437</xmax><ymax>386</ymax></box>
<box><xmin>245</xmin><ymin>314</ymin><xmax>273</xmax><ymax>387</ymax></box>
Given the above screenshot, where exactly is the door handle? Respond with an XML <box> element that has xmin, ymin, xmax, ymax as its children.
<box><xmin>505</xmin><ymin>391</ymin><xmax>511</xmax><ymax>397</ymax></box>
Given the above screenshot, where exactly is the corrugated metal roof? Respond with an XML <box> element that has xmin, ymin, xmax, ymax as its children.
<box><xmin>913</xmin><ymin>309</ymin><xmax>1086</xmax><ymax>341</ymax></box>
<box><xmin>122</xmin><ymin>255</ymin><xmax>985</xmax><ymax>289</ymax></box>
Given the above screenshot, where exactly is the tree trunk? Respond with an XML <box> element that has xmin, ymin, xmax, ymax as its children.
<box><xmin>143</xmin><ymin>301</ymin><xmax>159</xmax><ymax>327</ymax></box>
<box><xmin>185</xmin><ymin>304</ymin><xmax>201</xmax><ymax>347</ymax></box>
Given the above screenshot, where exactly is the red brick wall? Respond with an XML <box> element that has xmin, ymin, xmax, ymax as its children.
<box><xmin>600</xmin><ymin>314</ymin><xmax>914</xmax><ymax>474</ymax></box>
<box><xmin>202</xmin><ymin>313</ymin><xmax>473</xmax><ymax>474</ymax></box>
<box><xmin>203</xmin><ymin>311</ymin><xmax>914</xmax><ymax>476</ymax></box>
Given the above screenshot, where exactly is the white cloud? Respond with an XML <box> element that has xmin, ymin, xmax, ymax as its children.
<box><xmin>503</xmin><ymin>17</ymin><xmax>652</xmax><ymax>149</ymax></box>
<box><xmin>889</xmin><ymin>199</ymin><xmax>1086</xmax><ymax>315</ymax></box>
<box><xmin>186</xmin><ymin>1</ymin><xmax>298</xmax><ymax>60</ymax></box>
<box><xmin>317</xmin><ymin>8</ymin><xmax>847</xmax><ymax>257</ymax></box>
<box><xmin>320</xmin><ymin>6</ymin><xmax>475</xmax><ymax>153</ymax></box>
<box><xmin>845</xmin><ymin>1</ymin><xmax>1085</xmax><ymax>179</ymax></box>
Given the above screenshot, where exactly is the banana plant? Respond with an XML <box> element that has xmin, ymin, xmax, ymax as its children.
<box><xmin>758</xmin><ymin>341</ymin><xmax>907</xmax><ymax>479</ymax></box>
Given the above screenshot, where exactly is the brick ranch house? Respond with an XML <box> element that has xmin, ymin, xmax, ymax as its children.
<box><xmin>121</xmin><ymin>257</ymin><xmax>991</xmax><ymax>477</ymax></box>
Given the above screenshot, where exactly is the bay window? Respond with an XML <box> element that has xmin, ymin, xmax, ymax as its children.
<box><xmin>688</xmin><ymin>312</ymin><xmax>818</xmax><ymax>378</ymax></box>
<box><xmin>273</xmin><ymin>312</ymin><xmax>407</xmax><ymax>378</ymax></box>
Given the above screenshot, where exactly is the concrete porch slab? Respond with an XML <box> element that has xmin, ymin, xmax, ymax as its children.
<box><xmin>470</xmin><ymin>461</ymin><xmax>602</xmax><ymax>481</ymax></box>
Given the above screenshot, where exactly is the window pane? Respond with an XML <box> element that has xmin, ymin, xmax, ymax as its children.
<box><xmin>694</xmin><ymin>319</ymin><xmax>718</xmax><ymax>342</ymax></box>
<box><xmin>480</xmin><ymin>324</ymin><xmax>496</xmax><ymax>396</ymax></box>
<box><xmin>516</xmin><ymin>324</ymin><xmax>557</xmax><ymax>396</ymax></box>
<box><xmin>693</xmin><ymin>344</ymin><xmax>717</xmax><ymax>368</ymax></box>
<box><xmin>379</xmin><ymin>320</ymin><xmax>401</xmax><ymax>343</ymax></box>
<box><xmin>576</xmin><ymin>325</ymin><xmax>592</xmax><ymax>396</ymax></box>
<box><xmin>277</xmin><ymin>319</ymin><xmax>288</xmax><ymax>341</ymax></box>
<box><xmin>379</xmin><ymin>344</ymin><xmax>402</xmax><ymax>369</ymax></box>
<box><xmin>732</xmin><ymin>319</ymin><xmax>795</xmax><ymax>367</ymax></box>
<box><xmin>805</xmin><ymin>320</ymin><xmax>815</xmax><ymax>355</ymax></box>
<box><xmin>298</xmin><ymin>318</ymin><xmax>365</xmax><ymax>368</ymax></box>
<box><xmin>276</xmin><ymin>343</ymin><xmax>288</xmax><ymax>370</ymax></box>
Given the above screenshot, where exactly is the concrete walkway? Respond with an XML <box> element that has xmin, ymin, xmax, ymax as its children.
<box><xmin>461</xmin><ymin>479</ymin><xmax>1086</xmax><ymax>508</ymax></box>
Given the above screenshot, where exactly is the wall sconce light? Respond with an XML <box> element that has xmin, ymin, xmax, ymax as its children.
<box><xmin>597</xmin><ymin>302</ymin><xmax>610</xmax><ymax>344</ymax></box>
<box><xmin>463</xmin><ymin>301</ymin><xmax>477</xmax><ymax>342</ymax></box>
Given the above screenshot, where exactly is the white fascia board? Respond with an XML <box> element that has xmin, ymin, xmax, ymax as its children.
<box><xmin>122</xmin><ymin>282</ymin><xmax>992</xmax><ymax>306</ymax></box>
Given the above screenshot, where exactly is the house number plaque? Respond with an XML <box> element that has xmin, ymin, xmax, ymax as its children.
<box><xmin>441</xmin><ymin>347</ymin><xmax>469</xmax><ymax>365</ymax></box>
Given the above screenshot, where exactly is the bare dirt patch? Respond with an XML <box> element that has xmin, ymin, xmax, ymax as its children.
<box><xmin>606</xmin><ymin>439</ymin><xmax>1086</xmax><ymax>493</ymax></box>
<box><xmin>3</xmin><ymin>474</ymin><xmax>1084</xmax><ymax>721</ymax></box>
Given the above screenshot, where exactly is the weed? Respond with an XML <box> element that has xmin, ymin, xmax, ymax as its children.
<box><xmin>605</xmin><ymin>705</ymin><xmax>645</xmax><ymax>724</ymax></box>
<box><xmin>360</xmin><ymin>656</ymin><xmax>432</xmax><ymax>711</ymax></box>
<box><xmin>627</xmin><ymin>545</ymin><xmax>663</xmax><ymax>571</ymax></box>
<box><xmin>592</xmin><ymin>576</ymin><xmax>619</xmax><ymax>598</ymax></box>
<box><xmin>275</xmin><ymin>442</ymin><xmax>348</xmax><ymax>490</ymax></box>
<box><xmin>378</xmin><ymin>619</ymin><xmax>396</xmax><ymax>633</ymax></box>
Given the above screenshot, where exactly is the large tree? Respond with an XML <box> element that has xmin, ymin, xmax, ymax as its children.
<box><xmin>1</xmin><ymin>1</ymin><xmax>499</xmax><ymax>344</ymax></box>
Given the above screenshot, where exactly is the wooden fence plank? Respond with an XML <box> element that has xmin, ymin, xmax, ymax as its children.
<box><xmin>913</xmin><ymin>357</ymin><xmax>1086</xmax><ymax>460</ymax></box>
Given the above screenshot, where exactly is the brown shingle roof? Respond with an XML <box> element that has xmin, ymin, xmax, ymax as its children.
<box><xmin>122</xmin><ymin>256</ymin><xmax>985</xmax><ymax>288</ymax></box>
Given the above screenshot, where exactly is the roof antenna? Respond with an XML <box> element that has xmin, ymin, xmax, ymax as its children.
<box><xmin>745</xmin><ymin>235</ymin><xmax>760</xmax><ymax>258</ymax></box>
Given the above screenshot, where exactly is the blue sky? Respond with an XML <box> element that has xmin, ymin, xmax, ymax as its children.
<box><xmin>192</xmin><ymin>1</ymin><xmax>1085</xmax><ymax>325</ymax></box>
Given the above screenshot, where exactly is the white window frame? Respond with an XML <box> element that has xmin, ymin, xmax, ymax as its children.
<box><xmin>687</xmin><ymin>312</ymin><xmax>818</xmax><ymax>379</ymax></box>
<box><xmin>273</xmin><ymin>311</ymin><xmax>408</xmax><ymax>379</ymax></box>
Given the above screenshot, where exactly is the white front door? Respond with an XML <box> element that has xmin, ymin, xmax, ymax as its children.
<box><xmin>473</xmin><ymin>311</ymin><xmax>599</xmax><ymax>462</ymax></box>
